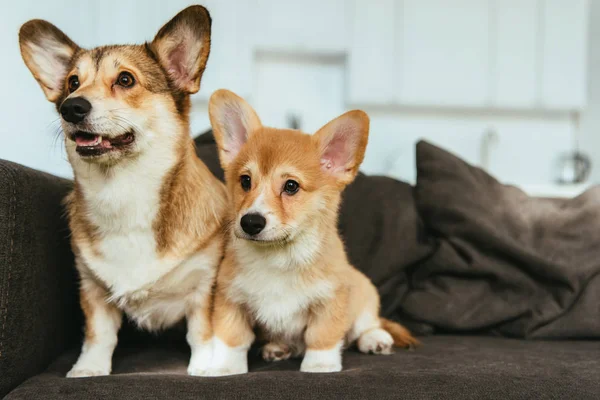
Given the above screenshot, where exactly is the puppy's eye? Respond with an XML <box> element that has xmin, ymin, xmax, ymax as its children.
<box><xmin>68</xmin><ymin>75</ymin><xmax>80</xmax><ymax>93</ymax></box>
<box><xmin>117</xmin><ymin>71</ymin><xmax>135</xmax><ymax>87</ymax></box>
<box><xmin>240</xmin><ymin>175</ymin><xmax>251</xmax><ymax>192</ymax></box>
<box><xmin>283</xmin><ymin>180</ymin><xmax>299</xmax><ymax>195</ymax></box>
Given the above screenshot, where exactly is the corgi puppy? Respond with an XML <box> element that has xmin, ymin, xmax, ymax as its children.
<box><xmin>206</xmin><ymin>89</ymin><xmax>418</xmax><ymax>375</ymax></box>
<box><xmin>19</xmin><ymin>6</ymin><xmax>227</xmax><ymax>377</ymax></box>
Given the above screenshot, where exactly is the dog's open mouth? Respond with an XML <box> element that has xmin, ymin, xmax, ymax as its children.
<box><xmin>71</xmin><ymin>131</ymin><xmax>135</xmax><ymax>157</ymax></box>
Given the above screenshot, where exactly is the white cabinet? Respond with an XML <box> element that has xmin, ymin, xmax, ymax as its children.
<box><xmin>254</xmin><ymin>0</ymin><xmax>349</xmax><ymax>52</ymax></box>
<box><xmin>540</xmin><ymin>0</ymin><xmax>589</xmax><ymax>110</ymax></box>
<box><xmin>347</xmin><ymin>0</ymin><xmax>589</xmax><ymax>110</ymax></box>
<box><xmin>492</xmin><ymin>0</ymin><xmax>538</xmax><ymax>108</ymax></box>
<box><xmin>91</xmin><ymin>0</ymin><xmax>591</xmax><ymax>110</ymax></box>
<box><xmin>253</xmin><ymin>54</ymin><xmax>345</xmax><ymax>133</ymax></box>
<box><xmin>399</xmin><ymin>0</ymin><xmax>490</xmax><ymax>107</ymax></box>
<box><xmin>88</xmin><ymin>0</ymin><xmax>255</xmax><ymax>101</ymax></box>
<box><xmin>347</xmin><ymin>0</ymin><xmax>397</xmax><ymax>104</ymax></box>
<box><xmin>195</xmin><ymin>0</ymin><xmax>254</xmax><ymax>100</ymax></box>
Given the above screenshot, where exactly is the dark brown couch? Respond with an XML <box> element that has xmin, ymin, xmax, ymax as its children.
<box><xmin>1</xmin><ymin>133</ymin><xmax>598</xmax><ymax>399</ymax></box>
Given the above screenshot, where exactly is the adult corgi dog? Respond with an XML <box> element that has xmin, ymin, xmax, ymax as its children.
<box><xmin>19</xmin><ymin>6</ymin><xmax>227</xmax><ymax>377</ymax></box>
<box><xmin>206</xmin><ymin>89</ymin><xmax>418</xmax><ymax>375</ymax></box>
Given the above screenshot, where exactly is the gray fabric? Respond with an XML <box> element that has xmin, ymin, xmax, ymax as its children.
<box><xmin>0</xmin><ymin>160</ymin><xmax>80</xmax><ymax>398</ymax></box>
<box><xmin>401</xmin><ymin>141</ymin><xmax>600</xmax><ymax>338</ymax></box>
<box><xmin>6</xmin><ymin>336</ymin><xmax>599</xmax><ymax>399</ymax></box>
<box><xmin>2</xmin><ymin>137</ymin><xmax>600</xmax><ymax>399</ymax></box>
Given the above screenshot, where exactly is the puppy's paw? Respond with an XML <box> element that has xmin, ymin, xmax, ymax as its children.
<box><xmin>188</xmin><ymin>364</ymin><xmax>211</xmax><ymax>376</ymax></box>
<box><xmin>300</xmin><ymin>362</ymin><xmax>342</xmax><ymax>373</ymax></box>
<box><xmin>187</xmin><ymin>343</ymin><xmax>212</xmax><ymax>377</ymax></box>
<box><xmin>300</xmin><ymin>345</ymin><xmax>343</xmax><ymax>373</ymax></box>
<box><xmin>66</xmin><ymin>368</ymin><xmax>110</xmax><ymax>378</ymax></box>
<box><xmin>262</xmin><ymin>343</ymin><xmax>291</xmax><ymax>362</ymax></box>
<box><xmin>357</xmin><ymin>328</ymin><xmax>394</xmax><ymax>355</ymax></box>
<box><xmin>204</xmin><ymin>365</ymin><xmax>248</xmax><ymax>377</ymax></box>
<box><xmin>187</xmin><ymin>367</ymin><xmax>210</xmax><ymax>377</ymax></box>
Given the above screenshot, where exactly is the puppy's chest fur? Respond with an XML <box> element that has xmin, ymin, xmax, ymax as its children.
<box><xmin>229</xmin><ymin>246</ymin><xmax>334</xmax><ymax>339</ymax></box>
<box><xmin>73</xmin><ymin>161</ymin><xmax>219</xmax><ymax>331</ymax></box>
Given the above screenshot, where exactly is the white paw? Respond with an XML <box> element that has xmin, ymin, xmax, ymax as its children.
<box><xmin>187</xmin><ymin>357</ymin><xmax>212</xmax><ymax>377</ymax></box>
<box><xmin>206</xmin><ymin>337</ymin><xmax>249</xmax><ymax>377</ymax></box>
<box><xmin>300</xmin><ymin>343</ymin><xmax>343</xmax><ymax>373</ymax></box>
<box><xmin>357</xmin><ymin>328</ymin><xmax>394</xmax><ymax>355</ymax></box>
<box><xmin>204</xmin><ymin>365</ymin><xmax>248</xmax><ymax>377</ymax></box>
<box><xmin>66</xmin><ymin>368</ymin><xmax>110</xmax><ymax>378</ymax></box>
<box><xmin>262</xmin><ymin>343</ymin><xmax>291</xmax><ymax>362</ymax></box>
<box><xmin>300</xmin><ymin>362</ymin><xmax>342</xmax><ymax>373</ymax></box>
<box><xmin>187</xmin><ymin>367</ymin><xmax>210</xmax><ymax>377</ymax></box>
<box><xmin>187</xmin><ymin>342</ymin><xmax>213</xmax><ymax>377</ymax></box>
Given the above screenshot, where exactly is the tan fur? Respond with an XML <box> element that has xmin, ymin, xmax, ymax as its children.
<box><xmin>79</xmin><ymin>286</ymin><xmax>97</xmax><ymax>343</ymax></box>
<box><xmin>65</xmin><ymin>186</ymin><xmax>101</xmax><ymax>258</ymax></box>
<box><xmin>207</xmin><ymin>90</ymin><xmax>417</xmax><ymax>375</ymax></box>
<box><xmin>19</xmin><ymin>6</ymin><xmax>225</xmax><ymax>377</ymax></box>
<box><xmin>78</xmin><ymin>280</ymin><xmax>121</xmax><ymax>344</ymax></box>
<box><xmin>305</xmin><ymin>286</ymin><xmax>350</xmax><ymax>350</ymax></box>
<box><xmin>212</xmin><ymin>256</ymin><xmax>255</xmax><ymax>348</ymax></box>
<box><xmin>154</xmin><ymin>140</ymin><xmax>228</xmax><ymax>256</ymax></box>
<box><xmin>381</xmin><ymin>318</ymin><xmax>420</xmax><ymax>348</ymax></box>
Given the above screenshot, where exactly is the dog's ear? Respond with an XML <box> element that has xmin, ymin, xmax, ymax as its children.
<box><xmin>209</xmin><ymin>89</ymin><xmax>262</xmax><ymax>169</ymax></box>
<box><xmin>151</xmin><ymin>5</ymin><xmax>211</xmax><ymax>94</ymax></box>
<box><xmin>313</xmin><ymin>110</ymin><xmax>370</xmax><ymax>185</ymax></box>
<box><xmin>19</xmin><ymin>20</ymin><xmax>79</xmax><ymax>103</ymax></box>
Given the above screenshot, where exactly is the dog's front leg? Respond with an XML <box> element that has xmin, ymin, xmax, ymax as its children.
<box><xmin>300</xmin><ymin>288</ymin><xmax>349</xmax><ymax>373</ymax></box>
<box><xmin>186</xmin><ymin>292</ymin><xmax>213</xmax><ymax>376</ymax></box>
<box><xmin>67</xmin><ymin>278</ymin><xmax>122</xmax><ymax>378</ymax></box>
<box><xmin>205</xmin><ymin>287</ymin><xmax>254</xmax><ymax>376</ymax></box>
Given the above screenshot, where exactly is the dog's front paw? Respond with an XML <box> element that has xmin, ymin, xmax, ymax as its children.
<box><xmin>187</xmin><ymin>343</ymin><xmax>213</xmax><ymax>377</ymax></box>
<box><xmin>204</xmin><ymin>365</ymin><xmax>248</xmax><ymax>377</ymax></box>
<box><xmin>187</xmin><ymin>366</ymin><xmax>211</xmax><ymax>377</ymax></box>
<box><xmin>300</xmin><ymin>345</ymin><xmax>343</xmax><ymax>373</ymax></box>
<box><xmin>262</xmin><ymin>343</ymin><xmax>291</xmax><ymax>362</ymax></box>
<box><xmin>66</xmin><ymin>368</ymin><xmax>110</xmax><ymax>378</ymax></box>
<box><xmin>357</xmin><ymin>328</ymin><xmax>394</xmax><ymax>355</ymax></box>
<box><xmin>300</xmin><ymin>361</ymin><xmax>342</xmax><ymax>373</ymax></box>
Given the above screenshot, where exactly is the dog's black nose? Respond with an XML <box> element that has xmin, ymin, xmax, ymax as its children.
<box><xmin>240</xmin><ymin>213</ymin><xmax>266</xmax><ymax>236</ymax></box>
<box><xmin>60</xmin><ymin>97</ymin><xmax>92</xmax><ymax>123</ymax></box>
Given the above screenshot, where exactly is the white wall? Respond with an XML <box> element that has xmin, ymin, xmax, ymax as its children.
<box><xmin>0</xmin><ymin>0</ymin><xmax>594</xmax><ymax>195</ymax></box>
<box><xmin>580</xmin><ymin>0</ymin><xmax>600</xmax><ymax>183</ymax></box>
<box><xmin>0</xmin><ymin>2</ymin><xmax>84</xmax><ymax>178</ymax></box>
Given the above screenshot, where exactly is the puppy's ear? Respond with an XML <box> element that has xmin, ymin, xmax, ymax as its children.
<box><xmin>151</xmin><ymin>5</ymin><xmax>211</xmax><ymax>94</ymax></box>
<box><xmin>19</xmin><ymin>20</ymin><xmax>79</xmax><ymax>103</ymax></box>
<box><xmin>313</xmin><ymin>110</ymin><xmax>370</xmax><ymax>185</ymax></box>
<box><xmin>209</xmin><ymin>89</ymin><xmax>262</xmax><ymax>169</ymax></box>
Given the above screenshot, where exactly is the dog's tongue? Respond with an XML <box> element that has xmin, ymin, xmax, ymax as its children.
<box><xmin>74</xmin><ymin>133</ymin><xmax>113</xmax><ymax>148</ymax></box>
<box><xmin>75</xmin><ymin>133</ymin><xmax>101</xmax><ymax>147</ymax></box>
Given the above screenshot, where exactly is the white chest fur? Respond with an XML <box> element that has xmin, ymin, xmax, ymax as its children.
<box><xmin>230</xmin><ymin>241</ymin><xmax>334</xmax><ymax>339</ymax></box>
<box><xmin>72</xmin><ymin>150</ymin><xmax>218</xmax><ymax>331</ymax></box>
<box><xmin>75</xmin><ymin>151</ymin><xmax>171</xmax><ymax>295</ymax></box>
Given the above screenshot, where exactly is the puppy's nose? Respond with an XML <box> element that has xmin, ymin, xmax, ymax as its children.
<box><xmin>60</xmin><ymin>97</ymin><xmax>92</xmax><ymax>124</ymax></box>
<box><xmin>240</xmin><ymin>213</ymin><xmax>266</xmax><ymax>236</ymax></box>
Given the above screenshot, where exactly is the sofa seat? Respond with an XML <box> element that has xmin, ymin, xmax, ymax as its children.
<box><xmin>5</xmin><ymin>336</ymin><xmax>599</xmax><ymax>400</ymax></box>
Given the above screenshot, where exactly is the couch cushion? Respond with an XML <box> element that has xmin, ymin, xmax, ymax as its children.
<box><xmin>400</xmin><ymin>141</ymin><xmax>600</xmax><ymax>338</ymax></box>
<box><xmin>5</xmin><ymin>336</ymin><xmax>599</xmax><ymax>400</ymax></box>
<box><xmin>0</xmin><ymin>160</ymin><xmax>79</xmax><ymax>398</ymax></box>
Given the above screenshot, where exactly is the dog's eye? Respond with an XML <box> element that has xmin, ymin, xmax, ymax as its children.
<box><xmin>240</xmin><ymin>175</ymin><xmax>251</xmax><ymax>192</ymax></box>
<box><xmin>68</xmin><ymin>76</ymin><xmax>80</xmax><ymax>93</ymax></box>
<box><xmin>117</xmin><ymin>72</ymin><xmax>135</xmax><ymax>88</ymax></box>
<box><xmin>283</xmin><ymin>180</ymin><xmax>299</xmax><ymax>195</ymax></box>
